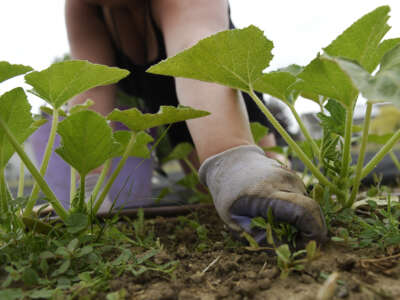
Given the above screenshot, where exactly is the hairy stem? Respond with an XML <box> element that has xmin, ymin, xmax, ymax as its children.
<box><xmin>340</xmin><ymin>107</ymin><xmax>354</xmax><ymax>181</ymax></box>
<box><xmin>28</xmin><ymin>109</ymin><xmax>59</xmax><ymax>209</ymax></box>
<box><xmin>348</xmin><ymin>102</ymin><xmax>372</xmax><ymax>207</ymax></box>
<box><xmin>248</xmin><ymin>89</ymin><xmax>344</xmax><ymax>197</ymax></box>
<box><xmin>93</xmin><ymin>132</ymin><xmax>136</xmax><ymax>214</ymax></box>
<box><xmin>0</xmin><ymin>117</ymin><xmax>68</xmax><ymax>220</ymax></box>
<box><xmin>360</xmin><ymin>128</ymin><xmax>400</xmax><ymax>180</ymax></box>
<box><xmin>18</xmin><ymin>160</ymin><xmax>25</xmax><ymax>198</ymax></box>
<box><xmin>88</xmin><ymin>159</ymin><xmax>111</xmax><ymax>209</ymax></box>
<box><xmin>79</xmin><ymin>175</ymin><xmax>85</xmax><ymax>212</ymax></box>
<box><xmin>70</xmin><ymin>166</ymin><xmax>76</xmax><ymax>203</ymax></box>
<box><xmin>183</xmin><ymin>157</ymin><xmax>199</xmax><ymax>179</ymax></box>
<box><xmin>288</xmin><ymin>104</ymin><xmax>320</xmax><ymax>158</ymax></box>
<box><xmin>0</xmin><ymin>169</ymin><xmax>8</xmax><ymax>213</ymax></box>
<box><xmin>389</xmin><ymin>151</ymin><xmax>400</xmax><ymax>171</ymax></box>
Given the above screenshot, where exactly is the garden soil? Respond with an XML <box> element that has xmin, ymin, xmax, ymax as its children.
<box><xmin>102</xmin><ymin>206</ymin><xmax>400</xmax><ymax>300</ymax></box>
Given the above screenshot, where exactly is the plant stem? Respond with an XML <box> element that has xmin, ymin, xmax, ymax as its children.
<box><xmin>88</xmin><ymin>159</ymin><xmax>111</xmax><ymax>209</ymax></box>
<box><xmin>348</xmin><ymin>102</ymin><xmax>372</xmax><ymax>207</ymax></box>
<box><xmin>18</xmin><ymin>160</ymin><xmax>25</xmax><ymax>198</ymax></box>
<box><xmin>93</xmin><ymin>132</ymin><xmax>137</xmax><ymax>214</ymax></box>
<box><xmin>0</xmin><ymin>169</ymin><xmax>8</xmax><ymax>213</ymax></box>
<box><xmin>28</xmin><ymin>109</ymin><xmax>59</xmax><ymax>208</ymax></box>
<box><xmin>288</xmin><ymin>104</ymin><xmax>320</xmax><ymax>158</ymax></box>
<box><xmin>340</xmin><ymin>107</ymin><xmax>354</xmax><ymax>181</ymax></box>
<box><xmin>389</xmin><ymin>151</ymin><xmax>400</xmax><ymax>171</ymax></box>
<box><xmin>360</xmin><ymin>128</ymin><xmax>400</xmax><ymax>181</ymax></box>
<box><xmin>79</xmin><ymin>174</ymin><xmax>85</xmax><ymax>212</ymax></box>
<box><xmin>183</xmin><ymin>157</ymin><xmax>199</xmax><ymax>179</ymax></box>
<box><xmin>248</xmin><ymin>89</ymin><xmax>344</xmax><ymax>197</ymax></box>
<box><xmin>70</xmin><ymin>166</ymin><xmax>76</xmax><ymax>203</ymax></box>
<box><xmin>0</xmin><ymin>117</ymin><xmax>68</xmax><ymax>220</ymax></box>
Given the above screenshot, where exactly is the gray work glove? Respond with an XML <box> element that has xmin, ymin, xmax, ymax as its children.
<box><xmin>199</xmin><ymin>145</ymin><xmax>327</xmax><ymax>247</ymax></box>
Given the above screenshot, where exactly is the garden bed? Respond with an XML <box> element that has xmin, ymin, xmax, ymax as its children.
<box><xmin>100</xmin><ymin>206</ymin><xmax>400</xmax><ymax>300</ymax></box>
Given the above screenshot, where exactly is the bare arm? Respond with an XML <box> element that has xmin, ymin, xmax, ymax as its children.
<box><xmin>65</xmin><ymin>0</ymin><xmax>116</xmax><ymax>115</ymax></box>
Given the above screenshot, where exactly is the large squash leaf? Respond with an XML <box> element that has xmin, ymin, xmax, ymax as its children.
<box><xmin>55</xmin><ymin>110</ymin><xmax>117</xmax><ymax>176</ymax></box>
<box><xmin>0</xmin><ymin>88</ymin><xmax>36</xmax><ymax>168</ymax></box>
<box><xmin>25</xmin><ymin>60</ymin><xmax>129</xmax><ymax>109</ymax></box>
<box><xmin>107</xmin><ymin>106</ymin><xmax>209</xmax><ymax>132</ymax></box>
<box><xmin>323</xmin><ymin>6</ymin><xmax>399</xmax><ymax>73</ymax></box>
<box><xmin>148</xmin><ymin>26</ymin><xmax>273</xmax><ymax>93</ymax></box>
<box><xmin>296</xmin><ymin>56</ymin><xmax>357</xmax><ymax>108</ymax></box>
<box><xmin>0</xmin><ymin>61</ymin><xmax>32</xmax><ymax>83</ymax></box>
<box><xmin>326</xmin><ymin>45</ymin><xmax>400</xmax><ymax>106</ymax></box>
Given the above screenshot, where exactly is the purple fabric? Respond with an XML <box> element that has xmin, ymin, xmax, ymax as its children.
<box><xmin>29</xmin><ymin>115</ymin><xmax>154</xmax><ymax>209</ymax></box>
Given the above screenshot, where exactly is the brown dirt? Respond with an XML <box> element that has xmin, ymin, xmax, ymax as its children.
<box><xmin>107</xmin><ymin>207</ymin><xmax>400</xmax><ymax>300</ymax></box>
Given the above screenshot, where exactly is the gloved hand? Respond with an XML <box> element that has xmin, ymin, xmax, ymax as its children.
<box><xmin>199</xmin><ymin>145</ymin><xmax>327</xmax><ymax>248</ymax></box>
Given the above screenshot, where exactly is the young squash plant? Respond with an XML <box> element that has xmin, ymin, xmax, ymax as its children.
<box><xmin>0</xmin><ymin>60</ymin><xmax>209</xmax><ymax>232</ymax></box>
<box><xmin>147</xmin><ymin>6</ymin><xmax>400</xmax><ymax>210</ymax></box>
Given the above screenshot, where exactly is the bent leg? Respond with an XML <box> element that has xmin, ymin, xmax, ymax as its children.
<box><xmin>65</xmin><ymin>0</ymin><xmax>117</xmax><ymax>115</ymax></box>
<box><xmin>152</xmin><ymin>0</ymin><xmax>254</xmax><ymax>163</ymax></box>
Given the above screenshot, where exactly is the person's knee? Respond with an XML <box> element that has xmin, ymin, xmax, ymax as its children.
<box><xmin>152</xmin><ymin>0</ymin><xmax>229</xmax><ymax>56</ymax></box>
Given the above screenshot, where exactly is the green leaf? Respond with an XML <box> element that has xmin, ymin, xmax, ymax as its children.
<box><xmin>0</xmin><ymin>289</ymin><xmax>24</xmax><ymax>300</ymax></box>
<box><xmin>113</xmin><ymin>130</ymin><xmax>154</xmax><ymax>158</ymax></box>
<box><xmin>266</xmin><ymin>223</ymin><xmax>274</xmax><ymax>246</ymax></box>
<box><xmin>251</xmin><ymin>217</ymin><xmax>268</xmax><ymax>230</ymax></box>
<box><xmin>378</xmin><ymin>39</ymin><xmax>400</xmax><ymax>71</ymax></box>
<box><xmin>52</xmin><ymin>259</ymin><xmax>71</xmax><ymax>277</ymax></box>
<box><xmin>250</xmin><ymin>122</ymin><xmax>269</xmax><ymax>143</ymax></box>
<box><xmin>253</xmin><ymin>71</ymin><xmax>299</xmax><ymax>104</ymax></box>
<box><xmin>367</xmin><ymin>133</ymin><xmax>393</xmax><ymax>144</ymax></box>
<box><xmin>107</xmin><ymin>105</ymin><xmax>210</xmax><ymax>132</ymax></box>
<box><xmin>76</xmin><ymin>246</ymin><xmax>93</xmax><ymax>257</ymax></box>
<box><xmin>148</xmin><ymin>26</ymin><xmax>273</xmax><ymax>92</ymax></box>
<box><xmin>25</xmin><ymin>60</ymin><xmax>129</xmax><ymax>109</ymax></box>
<box><xmin>276</xmin><ymin>244</ymin><xmax>291</xmax><ymax>264</ymax></box>
<box><xmin>323</xmin><ymin>6</ymin><xmax>394</xmax><ymax>72</ymax></box>
<box><xmin>296</xmin><ymin>56</ymin><xmax>357</xmax><ymax>108</ymax></box>
<box><xmin>67</xmin><ymin>238</ymin><xmax>79</xmax><ymax>252</ymax></box>
<box><xmin>327</xmin><ymin>49</ymin><xmax>400</xmax><ymax>105</ymax></box>
<box><xmin>65</xmin><ymin>212</ymin><xmax>89</xmax><ymax>234</ymax></box>
<box><xmin>29</xmin><ymin>289</ymin><xmax>54</xmax><ymax>299</ymax></box>
<box><xmin>0</xmin><ymin>61</ymin><xmax>32</xmax><ymax>83</ymax></box>
<box><xmin>22</xmin><ymin>268</ymin><xmax>39</xmax><ymax>286</ymax></box>
<box><xmin>40</xmin><ymin>251</ymin><xmax>55</xmax><ymax>260</ymax></box>
<box><xmin>55</xmin><ymin>110</ymin><xmax>117</xmax><ymax>176</ymax></box>
<box><xmin>162</xmin><ymin>142</ymin><xmax>194</xmax><ymax>164</ymax></box>
<box><xmin>317</xmin><ymin>99</ymin><xmax>346</xmax><ymax>136</ymax></box>
<box><xmin>0</xmin><ymin>88</ymin><xmax>35</xmax><ymax>168</ymax></box>
<box><xmin>106</xmin><ymin>289</ymin><xmax>127</xmax><ymax>300</ymax></box>
<box><xmin>69</xmin><ymin>99</ymin><xmax>95</xmax><ymax>114</ymax></box>
<box><xmin>240</xmin><ymin>232</ymin><xmax>260</xmax><ymax>249</ymax></box>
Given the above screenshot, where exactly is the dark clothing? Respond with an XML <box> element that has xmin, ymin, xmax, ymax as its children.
<box><xmin>103</xmin><ymin>6</ymin><xmax>273</xmax><ymax>147</ymax></box>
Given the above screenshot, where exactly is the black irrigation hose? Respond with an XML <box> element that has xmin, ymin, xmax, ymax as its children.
<box><xmin>38</xmin><ymin>203</ymin><xmax>214</xmax><ymax>220</ymax></box>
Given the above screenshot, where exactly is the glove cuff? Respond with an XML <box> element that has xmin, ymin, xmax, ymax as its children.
<box><xmin>199</xmin><ymin>145</ymin><xmax>266</xmax><ymax>186</ymax></box>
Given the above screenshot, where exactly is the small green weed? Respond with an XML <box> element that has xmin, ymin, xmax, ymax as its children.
<box><xmin>0</xmin><ymin>213</ymin><xmax>177</xmax><ymax>299</ymax></box>
<box><xmin>177</xmin><ymin>215</ymin><xmax>209</xmax><ymax>251</ymax></box>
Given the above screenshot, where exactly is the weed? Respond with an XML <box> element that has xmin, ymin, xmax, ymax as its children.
<box><xmin>0</xmin><ymin>214</ymin><xmax>177</xmax><ymax>298</ymax></box>
<box><xmin>177</xmin><ymin>215</ymin><xmax>209</xmax><ymax>251</ymax></box>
